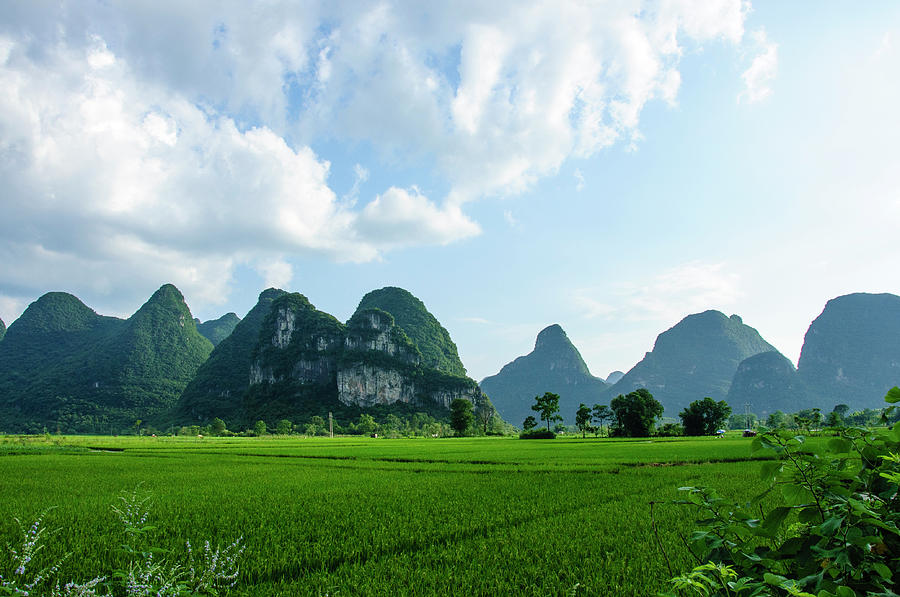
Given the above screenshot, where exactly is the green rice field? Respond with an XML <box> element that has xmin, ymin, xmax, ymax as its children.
<box><xmin>0</xmin><ymin>434</ymin><xmax>780</xmax><ymax>595</ymax></box>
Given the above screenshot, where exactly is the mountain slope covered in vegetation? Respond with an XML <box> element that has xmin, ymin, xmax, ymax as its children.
<box><xmin>604</xmin><ymin>311</ymin><xmax>776</xmax><ymax>414</ymax></box>
<box><xmin>196</xmin><ymin>313</ymin><xmax>240</xmax><ymax>346</ymax></box>
<box><xmin>481</xmin><ymin>324</ymin><xmax>607</xmax><ymax>426</ymax></box>
<box><xmin>355</xmin><ymin>287</ymin><xmax>467</xmax><ymax>377</ymax></box>
<box><xmin>0</xmin><ymin>285</ymin><xmax>212</xmax><ymax>433</ymax></box>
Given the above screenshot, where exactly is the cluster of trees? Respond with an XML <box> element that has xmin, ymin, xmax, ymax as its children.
<box><xmin>168</xmin><ymin>411</ymin><xmax>463</xmax><ymax>438</ymax></box>
<box><xmin>449</xmin><ymin>398</ymin><xmax>509</xmax><ymax>436</ymax></box>
<box><xmin>521</xmin><ymin>389</ymin><xmax>735</xmax><ymax>438</ymax></box>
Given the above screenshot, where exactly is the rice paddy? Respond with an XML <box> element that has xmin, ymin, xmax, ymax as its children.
<box><xmin>0</xmin><ymin>434</ymin><xmax>775</xmax><ymax>595</ymax></box>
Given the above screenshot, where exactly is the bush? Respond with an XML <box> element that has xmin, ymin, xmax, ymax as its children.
<box><xmin>518</xmin><ymin>429</ymin><xmax>556</xmax><ymax>439</ymax></box>
<box><xmin>661</xmin><ymin>388</ymin><xmax>900</xmax><ymax>596</ymax></box>
<box><xmin>655</xmin><ymin>423</ymin><xmax>683</xmax><ymax>437</ymax></box>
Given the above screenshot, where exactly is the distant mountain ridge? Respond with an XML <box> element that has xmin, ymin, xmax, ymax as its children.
<box><xmin>797</xmin><ymin>293</ymin><xmax>900</xmax><ymax>411</ymax></box>
<box><xmin>604</xmin><ymin>311</ymin><xmax>776</xmax><ymax>414</ymax></box>
<box><xmin>726</xmin><ymin>350</ymin><xmax>813</xmax><ymax>416</ymax></box>
<box><xmin>481</xmin><ymin>324</ymin><xmax>608</xmax><ymax>426</ymax></box>
<box><xmin>196</xmin><ymin>313</ymin><xmax>240</xmax><ymax>346</ymax></box>
<box><xmin>0</xmin><ymin>285</ymin><xmax>213</xmax><ymax>433</ymax></box>
<box><xmin>4</xmin><ymin>285</ymin><xmax>900</xmax><ymax>432</ymax></box>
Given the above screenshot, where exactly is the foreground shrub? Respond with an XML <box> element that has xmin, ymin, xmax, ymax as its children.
<box><xmin>519</xmin><ymin>429</ymin><xmax>556</xmax><ymax>439</ymax></box>
<box><xmin>0</xmin><ymin>488</ymin><xmax>244</xmax><ymax>596</ymax></box>
<box><xmin>661</xmin><ymin>388</ymin><xmax>900</xmax><ymax>596</ymax></box>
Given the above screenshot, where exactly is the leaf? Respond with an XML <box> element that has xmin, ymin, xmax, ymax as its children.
<box><xmin>872</xmin><ymin>562</ymin><xmax>892</xmax><ymax>580</ymax></box>
<box><xmin>885</xmin><ymin>386</ymin><xmax>900</xmax><ymax>403</ymax></box>
<box><xmin>760</xmin><ymin>506</ymin><xmax>791</xmax><ymax>537</ymax></box>
<box><xmin>817</xmin><ymin>516</ymin><xmax>843</xmax><ymax>536</ymax></box>
<box><xmin>760</xmin><ymin>460</ymin><xmax>783</xmax><ymax>481</ymax></box>
<box><xmin>782</xmin><ymin>483</ymin><xmax>813</xmax><ymax>506</ymax></box>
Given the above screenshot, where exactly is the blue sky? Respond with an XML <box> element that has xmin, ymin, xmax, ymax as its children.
<box><xmin>1</xmin><ymin>1</ymin><xmax>899</xmax><ymax>382</ymax></box>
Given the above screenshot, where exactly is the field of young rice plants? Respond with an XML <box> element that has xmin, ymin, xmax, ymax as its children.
<box><xmin>0</xmin><ymin>434</ymin><xmax>773</xmax><ymax>595</ymax></box>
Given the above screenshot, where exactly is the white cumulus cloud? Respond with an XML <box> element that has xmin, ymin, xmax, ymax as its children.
<box><xmin>0</xmin><ymin>1</ymin><xmax>761</xmax><ymax>317</ymax></box>
<box><xmin>740</xmin><ymin>28</ymin><xmax>778</xmax><ymax>103</ymax></box>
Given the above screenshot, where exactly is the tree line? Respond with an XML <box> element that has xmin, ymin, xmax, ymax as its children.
<box><xmin>518</xmin><ymin>388</ymin><xmax>900</xmax><ymax>439</ymax></box>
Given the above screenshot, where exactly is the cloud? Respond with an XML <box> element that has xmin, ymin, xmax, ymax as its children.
<box><xmin>740</xmin><ymin>28</ymin><xmax>778</xmax><ymax>103</ymax></box>
<box><xmin>0</xmin><ymin>32</ymin><xmax>478</xmax><ymax>312</ymax></box>
<box><xmin>0</xmin><ymin>1</ymin><xmax>760</xmax><ymax>314</ymax></box>
<box><xmin>503</xmin><ymin>210</ymin><xmax>519</xmax><ymax>228</ymax></box>
<box><xmin>258</xmin><ymin>259</ymin><xmax>294</xmax><ymax>289</ymax></box>
<box><xmin>574</xmin><ymin>168</ymin><xmax>585</xmax><ymax>192</ymax></box>
<box><xmin>1</xmin><ymin>1</ymin><xmax>754</xmax><ymax>202</ymax></box>
<box><xmin>355</xmin><ymin>187</ymin><xmax>481</xmax><ymax>248</ymax></box>
<box><xmin>574</xmin><ymin>261</ymin><xmax>741</xmax><ymax>324</ymax></box>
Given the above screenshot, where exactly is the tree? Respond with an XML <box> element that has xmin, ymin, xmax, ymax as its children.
<box><xmin>450</xmin><ymin>398</ymin><xmax>474</xmax><ymax>436</ymax></box>
<box><xmin>766</xmin><ymin>410</ymin><xmax>790</xmax><ymax>429</ymax></box>
<box><xmin>275</xmin><ymin>419</ymin><xmax>292</xmax><ymax>435</ymax></box>
<box><xmin>476</xmin><ymin>397</ymin><xmax>496</xmax><ymax>434</ymax></box>
<box><xmin>793</xmin><ymin>407</ymin><xmax>822</xmax><ymax>434</ymax></box>
<box><xmin>728</xmin><ymin>413</ymin><xmax>757</xmax><ymax>430</ymax></box>
<box><xmin>826</xmin><ymin>403</ymin><xmax>849</xmax><ymax>428</ymax></box>
<box><xmin>210</xmin><ymin>417</ymin><xmax>227</xmax><ymax>436</ymax></box>
<box><xmin>252</xmin><ymin>420</ymin><xmax>267</xmax><ymax>436</ymax></box>
<box><xmin>532</xmin><ymin>392</ymin><xmax>562</xmax><ymax>432</ymax></box>
<box><xmin>356</xmin><ymin>413</ymin><xmax>377</xmax><ymax>435</ymax></box>
<box><xmin>592</xmin><ymin>404</ymin><xmax>612</xmax><ymax>437</ymax></box>
<box><xmin>575</xmin><ymin>403</ymin><xmax>592</xmax><ymax>438</ymax></box>
<box><xmin>522</xmin><ymin>415</ymin><xmax>537</xmax><ymax>431</ymax></box>
<box><xmin>679</xmin><ymin>397</ymin><xmax>732</xmax><ymax>436</ymax></box>
<box><xmin>610</xmin><ymin>389</ymin><xmax>663</xmax><ymax>437</ymax></box>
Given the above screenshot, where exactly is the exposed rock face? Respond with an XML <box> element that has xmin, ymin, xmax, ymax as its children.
<box><xmin>604</xmin><ymin>311</ymin><xmax>776</xmax><ymax>414</ymax></box>
<box><xmin>337</xmin><ymin>365</ymin><xmax>417</xmax><ymax>407</ymax></box>
<box><xmin>249</xmin><ymin>293</ymin><xmax>344</xmax><ymax>386</ymax></box>
<box><xmin>481</xmin><ymin>324</ymin><xmax>608</xmax><ymax>426</ymax></box>
<box><xmin>342</xmin><ymin>309</ymin><xmax>420</xmax><ymax>364</ymax></box>
<box><xmin>727</xmin><ymin>351</ymin><xmax>812</xmax><ymax>417</ymax></box>
<box><xmin>797</xmin><ymin>293</ymin><xmax>900</xmax><ymax>411</ymax></box>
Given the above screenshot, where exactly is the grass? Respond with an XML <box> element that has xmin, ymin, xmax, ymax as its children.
<box><xmin>0</xmin><ymin>434</ymin><xmax>780</xmax><ymax>595</ymax></box>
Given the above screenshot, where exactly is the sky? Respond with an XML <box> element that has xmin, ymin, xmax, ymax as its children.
<box><xmin>1</xmin><ymin>1</ymin><xmax>899</xmax><ymax>383</ymax></box>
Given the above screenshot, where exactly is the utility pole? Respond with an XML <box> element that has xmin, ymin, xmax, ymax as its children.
<box><xmin>328</xmin><ymin>412</ymin><xmax>333</xmax><ymax>438</ymax></box>
<box><xmin>745</xmin><ymin>403</ymin><xmax>752</xmax><ymax>428</ymax></box>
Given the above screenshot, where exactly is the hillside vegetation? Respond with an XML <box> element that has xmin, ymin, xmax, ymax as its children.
<box><xmin>0</xmin><ymin>285</ymin><xmax>212</xmax><ymax>433</ymax></box>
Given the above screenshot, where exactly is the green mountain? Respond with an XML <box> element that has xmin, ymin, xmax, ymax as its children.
<box><xmin>355</xmin><ymin>287</ymin><xmax>467</xmax><ymax>376</ymax></box>
<box><xmin>174</xmin><ymin>289</ymin><xmax>286</xmax><ymax>426</ymax></box>
<box><xmin>0</xmin><ymin>317</ymin><xmax>6</xmax><ymax>341</ymax></box>
<box><xmin>797</xmin><ymin>293</ymin><xmax>900</xmax><ymax>411</ymax></box>
<box><xmin>604</xmin><ymin>311</ymin><xmax>776</xmax><ymax>414</ymax></box>
<box><xmin>175</xmin><ymin>287</ymin><xmax>483</xmax><ymax>427</ymax></box>
<box><xmin>726</xmin><ymin>351</ymin><xmax>813</xmax><ymax>417</ymax></box>
<box><xmin>196</xmin><ymin>312</ymin><xmax>240</xmax><ymax>346</ymax></box>
<box><xmin>480</xmin><ymin>324</ymin><xmax>608</xmax><ymax>426</ymax></box>
<box><xmin>0</xmin><ymin>285</ymin><xmax>212</xmax><ymax>433</ymax></box>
